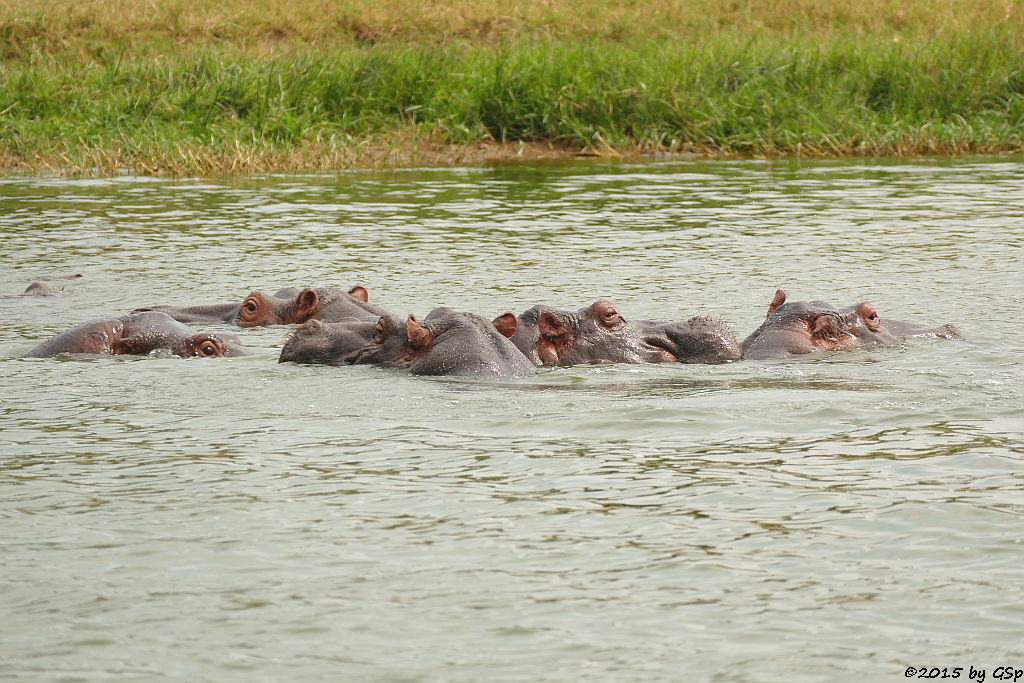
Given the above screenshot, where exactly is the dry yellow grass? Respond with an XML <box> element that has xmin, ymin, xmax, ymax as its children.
<box><xmin>2</xmin><ymin>0</ymin><xmax>1021</xmax><ymax>59</ymax></box>
<box><xmin>2</xmin><ymin>129</ymin><xmax>593</xmax><ymax>176</ymax></box>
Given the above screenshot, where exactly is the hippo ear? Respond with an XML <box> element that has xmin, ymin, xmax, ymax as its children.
<box><xmin>538</xmin><ymin>311</ymin><xmax>570</xmax><ymax>342</ymax></box>
<box><xmin>767</xmin><ymin>289</ymin><xmax>787</xmax><ymax>317</ymax></box>
<box><xmin>294</xmin><ymin>289</ymin><xmax>320</xmax><ymax>322</ymax></box>
<box><xmin>492</xmin><ymin>312</ymin><xmax>518</xmax><ymax>338</ymax></box>
<box><xmin>348</xmin><ymin>285</ymin><xmax>369</xmax><ymax>303</ymax></box>
<box><xmin>810</xmin><ymin>313</ymin><xmax>838</xmax><ymax>339</ymax></box>
<box><xmin>406</xmin><ymin>315</ymin><xmax>435</xmax><ymax>350</ymax></box>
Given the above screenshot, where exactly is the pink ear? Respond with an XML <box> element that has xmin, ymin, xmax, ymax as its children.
<box><xmin>295</xmin><ymin>289</ymin><xmax>320</xmax><ymax>321</ymax></box>
<box><xmin>538</xmin><ymin>311</ymin><xmax>566</xmax><ymax>341</ymax></box>
<box><xmin>406</xmin><ymin>315</ymin><xmax>434</xmax><ymax>350</ymax></box>
<box><xmin>767</xmin><ymin>289</ymin><xmax>787</xmax><ymax>317</ymax></box>
<box><xmin>811</xmin><ymin>313</ymin><xmax>835</xmax><ymax>337</ymax></box>
<box><xmin>348</xmin><ymin>285</ymin><xmax>369</xmax><ymax>302</ymax></box>
<box><xmin>492</xmin><ymin>313</ymin><xmax>518</xmax><ymax>338</ymax></box>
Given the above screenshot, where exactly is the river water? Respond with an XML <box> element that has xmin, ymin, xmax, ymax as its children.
<box><xmin>1</xmin><ymin>157</ymin><xmax>1022</xmax><ymax>681</ymax></box>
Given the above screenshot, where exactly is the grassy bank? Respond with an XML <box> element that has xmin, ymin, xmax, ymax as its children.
<box><xmin>2</xmin><ymin>0</ymin><xmax>1023</xmax><ymax>175</ymax></box>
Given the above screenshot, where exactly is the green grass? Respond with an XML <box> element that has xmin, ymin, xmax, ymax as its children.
<box><xmin>3</xmin><ymin>31</ymin><xmax>1023</xmax><ymax>174</ymax></box>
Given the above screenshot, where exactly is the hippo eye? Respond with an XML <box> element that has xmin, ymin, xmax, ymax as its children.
<box><xmin>245</xmin><ymin>302</ymin><xmax>256</xmax><ymax>312</ymax></box>
<box><xmin>374</xmin><ymin>320</ymin><xmax>388</xmax><ymax>343</ymax></box>
<box><xmin>199</xmin><ymin>342</ymin><xmax>218</xmax><ymax>356</ymax></box>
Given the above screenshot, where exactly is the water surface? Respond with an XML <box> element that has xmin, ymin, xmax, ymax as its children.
<box><xmin>2</xmin><ymin>156</ymin><xmax>1023</xmax><ymax>681</ymax></box>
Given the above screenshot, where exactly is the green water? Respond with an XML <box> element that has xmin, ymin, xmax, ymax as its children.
<box><xmin>1</xmin><ymin>157</ymin><xmax>1022</xmax><ymax>681</ymax></box>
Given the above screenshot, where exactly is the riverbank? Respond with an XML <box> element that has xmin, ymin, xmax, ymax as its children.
<box><xmin>2</xmin><ymin>0</ymin><xmax>1022</xmax><ymax>176</ymax></box>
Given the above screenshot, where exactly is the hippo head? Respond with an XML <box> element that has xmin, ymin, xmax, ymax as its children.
<box><xmin>839</xmin><ymin>300</ymin><xmax>964</xmax><ymax>342</ymax></box>
<box><xmin>741</xmin><ymin>291</ymin><xmax>862</xmax><ymax>360</ymax></box>
<box><xmin>353</xmin><ymin>308</ymin><xmax>533</xmax><ymax>377</ymax></box>
<box><xmin>25</xmin><ymin>311</ymin><xmax>242</xmax><ymax>359</ymax></box>
<box><xmin>839</xmin><ymin>301</ymin><xmax>898</xmax><ymax>346</ymax></box>
<box><xmin>346</xmin><ymin>314</ymin><xmax>415</xmax><ymax>367</ymax></box>
<box><xmin>509</xmin><ymin>301</ymin><xmax>676</xmax><ymax>367</ymax></box>
<box><xmin>236</xmin><ymin>286</ymin><xmax>372</xmax><ymax>327</ymax></box>
<box><xmin>278</xmin><ymin>317</ymin><xmax>379</xmax><ymax>365</ymax></box>
<box><xmin>639</xmin><ymin>316</ymin><xmax>742</xmax><ymax>364</ymax></box>
<box><xmin>23</xmin><ymin>282</ymin><xmax>56</xmax><ymax>296</ymax></box>
<box><xmin>236</xmin><ymin>288</ymin><xmax>319</xmax><ymax>327</ymax></box>
<box><xmin>173</xmin><ymin>333</ymin><xmax>233</xmax><ymax>358</ymax></box>
<box><xmin>743</xmin><ymin>289</ymin><xmax>964</xmax><ymax>360</ymax></box>
<box><xmin>117</xmin><ymin>312</ymin><xmax>241</xmax><ymax>357</ymax></box>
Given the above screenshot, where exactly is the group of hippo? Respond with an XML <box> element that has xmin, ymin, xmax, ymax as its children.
<box><xmin>21</xmin><ymin>278</ymin><xmax>963</xmax><ymax>376</ymax></box>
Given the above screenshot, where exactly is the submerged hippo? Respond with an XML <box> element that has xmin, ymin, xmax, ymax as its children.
<box><xmin>236</xmin><ymin>286</ymin><xmax>386</xmax><ymax>327</ymax></box>
<box><xmin>741</xmin><ymin>289</ymin><xmax>963</xmax><ymax>360</ymax></box>
<box><xmin>837</xmin><ymin>300</ymin><xmax>963</xmax><ymax>345</ymax></box>
<box><xmin>133</xmin><ymin>287</ymin><xmax>303</xmax><ymax>324</ymax></box>
<box><xmin>281</xmin><ymin>307</ymin><xmax>535</xmax><ymax>377</ymax></box>
<box><xmin>278</xmin><ymin>317</ymin><xmax>381</xmax><ymax>365</ymax></box>
<box><xmin>505</xmin><ymin>301</ymin><xmax>740</xmax><ymax>367</ymax></box>
<box><xmin>31</xmin><ymin>273</ymin><xmax>83</xmax><ymax>281</ymax></box>
<box><xmin>24</xmin><ymin>311</ymin><xmax>242</xmax><ymax>358</ymax></box>
<box><xmin>6</xmin><ymin>274</ymin><xmax>83</xmax><ymax>297</ymax></box>
<box><xmin>635</xmin><ymin>317</ymin><xmax>742</xmax><ymax>364</ymax></box>
<box><xmin>21</xmin><ymin>282</ymin><xmax>58</xmax><ymax>296</ymax></box>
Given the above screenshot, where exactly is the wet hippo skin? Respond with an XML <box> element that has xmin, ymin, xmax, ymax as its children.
<box><xmin>24</xmin><ymin>311</ymin><xmax>242</xmax><ymax>358</ymax></box>
<box><xmin>282</xmin><ymin>307</ymin><xmax>535</xmax><ymax>377</ymax></box>
<box><xmin>505</xmin><ymin>300</ymin><xmax>740</xmax><ymax>367</ymax></box>
<box><xmin>133</xmin><ymin>287</ymin><xmax>303</xmax><ymax>324</ymax></box>
<box><xmin>236</xmin><ymin>286</ymin><xmax>387</xmax><ymax>327</ymax></box>
<box><xmin>741</xmin><ymin>289</ymin><xmax>963</xmax><ymax>360</ymax></box>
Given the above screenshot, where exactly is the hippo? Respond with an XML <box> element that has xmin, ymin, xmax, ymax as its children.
<box><xmin>278</xmin><ymin>317</ymin><xmax>381</xmax><ymax>365</ymax></box>
<box><xmin>236</xmin><ymin>286</ymin><xmax>386</xmax><ymax>327</ymax></box>
<box><xmin>31</xmin><ymin>274</ymin><xmax>83</xmax><ymax>281</ymax></box>
<box><xmin>837</xmin><ymin>299</ymin><xmax>963</xmax><ymax>345</ymax></box>
<box><xmin>133</xmin><ymin>287</ymin><xmax>303</xmax><ymax>324</ymax></box>
<box><xmin>282</xmin><ymin>307</ymin><xmax>535</xmax><ymax>377</ymax></box>
<box><xmin>6</xmin><ymin>274</ymin><xmax>83</xmax><ymax>297</ymax></box>
<box><xmin>24</xmin><ymin>311</ymin><xmax>242</xmax><ymax>358</ymax></box>
<box><xmin>634</xmin><ymin>316</ymin><xmax>742</xmax><ymax>364</ymax></box>
<box><xmin>741</xmin><ymin>289</ymin><xmax>963</xmax><ymax>360</ymax></box>
<box><xmin>504</xmin><ymin>300</ymin><xmax>740</xmax><ymax>367</ymax></box>
<box><xmin>22</xmin><ymin>282</ymin><xmax>58</xmax><ymax>296</ymax></box>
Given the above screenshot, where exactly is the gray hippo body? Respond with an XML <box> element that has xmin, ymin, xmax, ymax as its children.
<box><xmin>741</xmin><ymin>290</ymin><xmax>963</xmax><ymax>360</ymax></box>
<box><xmin>236</xmin><ymin>286</ymin><xmax>386</xmax><ymax>327</ymax></box>
<box><xmin>134</xmin><ymin>287</ymin><xmax>303</xmax><ymax>324</ymax></box>
<box><xmin>507</xmin><ymin>301</ymin><xmax>740</xmax><ymax>367</ymax></box>
<box><xmin>25</xmin><ymin>311</ymin><xmax>241</xmax><ymax>358</ymax></box>
<box><xmin>281</xmin><ymin>307</ymin><xmax>535</xmax><ymax>378</ymax></box>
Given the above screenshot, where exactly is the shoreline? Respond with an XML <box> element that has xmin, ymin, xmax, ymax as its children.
<box><xmin>3</xmin><ymin>139</ymin><xmax>1022</xmax><ymax>178</ymax></box>
<box><xmin>3</xmin><ymin>2</ymin><xmax>1022</xmax><ymax>178</ymax></box>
